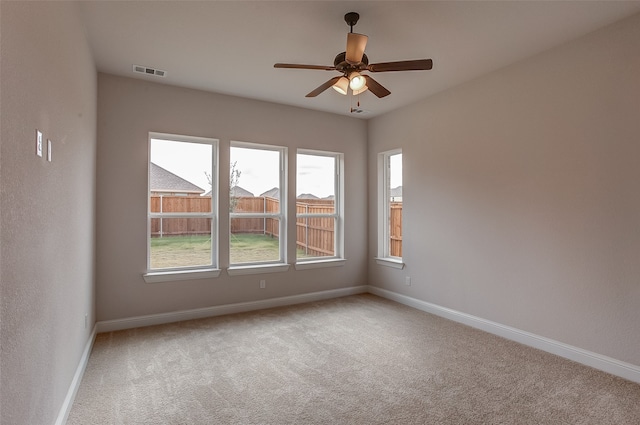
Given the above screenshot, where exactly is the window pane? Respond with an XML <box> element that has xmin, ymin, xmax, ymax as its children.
<box><xmin>150</xmin><ymin>218</ymin><xmax>213</xmax><ymax>269</ymax></box>
<box><xmin>297</xmin><ymin>153</ymin><xmax>335</xmax><ymax>213</ymax></box>
<box><xmin>150</xmin><ymin>139</ymin><xmax>211</xmax><ymax>197</ymax></box>
<box><xmin>388</xmin><ymin>153</ymin><xmax>402</xmax><ymax>258</ymax></box>
<box><xmin>230</xmin><ymin>146</ymin><xmax>280</xmax><ymax>211</ymax></box>
<box><xmin>149</xmin><ymin>136</ymin><xmax>215</xmax><ymax>271</ymax></box>
<box><xmin>230</xmin><ymin>218</ymin><xmax>280</xmax><ymax>264</ymax></box>
<box><xmin>296</xmin><ymin>215</ymin><xmax>335</xmax><ymax>258</ymax></box>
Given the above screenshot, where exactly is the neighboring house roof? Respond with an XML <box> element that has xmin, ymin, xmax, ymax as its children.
<box><xmin>260</xmin><ymin>187</ymin><xmax>280</xmax><ymax>199</ymax></box>
<box><xmin>390</xmin><ymin>186</ymin><xmax>402</xmax><ymax>197</ymax></box>
<box><xmin>150</xmin><ymin>162</ymin><xmax>205</xmax><ymax>194</ymax></box>
<box><xmin>231</xmin><ymin>186</ymin><xmax>254</xmax><ymax>197</ymax></box>
<box><xmin>297</xmin><ymin>193</ymin><xmax>319</xmax><ymax>199</ymax></box>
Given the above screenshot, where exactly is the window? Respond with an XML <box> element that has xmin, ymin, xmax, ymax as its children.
<box><xmin>229</xmin><ymin>142</ymin><xmax>287</xmax><ymax>268</ymax></box>
<box><xmin>296</xmin><ymin>150</ymin><xmax>343</xmax><ymax>263</ymax></box>
<box><xmin>377</xmin><ymin>150</ymin><xmax>403</xmax><ymax>267</ymax></box>
<box><xmin>145</xmin><ymin>133</ymin><xmax>219</xmax><ymax>281</ymax></box>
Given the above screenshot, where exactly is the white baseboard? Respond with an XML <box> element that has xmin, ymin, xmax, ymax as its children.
<box><xmin>55</xmin><ymin>325</ymin><xmax>97</xmax><ymax>425</ymax></box>
<box><xmin>367</xmin><ymin>286</ymin><xmax>640</xmax><ymax>385</ymax></box>
<box><xmin>97</xmin><ymin>285</ymin><xmax>368</xmax><ymax>333</ymax></box>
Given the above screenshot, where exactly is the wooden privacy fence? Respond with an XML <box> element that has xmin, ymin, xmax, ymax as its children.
<box><xmin>390</xmin><ymin>202</ymin><xmax>402</xmax><ymax>258</ymax></box>
<box><xmin>296</xmin><ymin>200</ymin><xmax>335</xmax><ymax>257</ymax></box>
<box><xmin>230</xmin><ymin>197</ymin><xmax>280</xmax><ymax>237</ymax></box>
<box><xmin>151</xmin><ymin>195</ymin><xmax>402</xmax><ymax>258</ymax></box>
<box><xmin>150</xmin><ymin>196</ymin><xmax>212</xmax><ymax>237</ymax></box>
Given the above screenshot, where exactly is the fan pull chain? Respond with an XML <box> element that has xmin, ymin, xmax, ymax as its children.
<box><xmin>350</xmin><ymin>90</ymin><xmax>353</xmax><ymax>112</ymax></box>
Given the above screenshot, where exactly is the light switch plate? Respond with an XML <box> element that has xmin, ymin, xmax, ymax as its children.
<box><xmin>36</xmin><ymin>130</ymin><xmax>43</xmax><ymax>157</ymax></box>
<box><xmin>47</xmin><ymin>139</ymin><xmax>52</xmax><ymax>162</ymax></box>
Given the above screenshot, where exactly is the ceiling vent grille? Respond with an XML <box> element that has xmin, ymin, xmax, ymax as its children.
<box><xmin>133</xmin><ymin>65</ymin><xmax>166</xmax><ymax>77</ymax></box>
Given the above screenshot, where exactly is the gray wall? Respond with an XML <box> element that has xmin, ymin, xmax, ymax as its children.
<box><xmin>368</xmin><ymin>13</ymin><xmax>640</xmax><ymax>366</ymax></box>
<box><xmin>0</xmin><ymin>2</ymin><xmax>97</xmax><ymax>424</ymax></box>
<box><xmin>96</xmin><ymin>74</ymin><xmax>368</xmax><ymax>321</ymax></box>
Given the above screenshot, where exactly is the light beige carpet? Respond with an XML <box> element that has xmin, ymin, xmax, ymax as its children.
<box><xmin>68</xmin><ymin>294</ymin><xmax>640</xmax><ymax>424</ymax></box>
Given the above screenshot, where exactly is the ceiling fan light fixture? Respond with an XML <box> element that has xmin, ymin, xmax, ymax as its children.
<box><xmin>353</xmin><ymin>85</ymin><xmax>369</xmax><ymax>96</ymax></box>
<box><xmin>332</xmin><ymin>76</ymin><xmax>349</xmax><ymax>95</ymax></box>
<box><xmin>349</xmin><ymin>72</ymin><xmax>366</xmax><ymax>91</ymax></box>
<box><xmin>274</xmin><ymin>12</ymin><xmax>433</xmax><ymax>103</ymax></box>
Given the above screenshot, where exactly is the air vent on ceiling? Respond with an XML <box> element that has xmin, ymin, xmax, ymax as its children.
<box><xmin>133</xmin><ymin>65</ymin><xmax>166</xmax><ymax>77</ymax></box>
<box><xmin>350</xmin><ymin>108</ymin><xmax>370</xmax><ymax>115</ymax></box>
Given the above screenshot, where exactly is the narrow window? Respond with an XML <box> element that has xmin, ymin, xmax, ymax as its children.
<box><xmin>378</xmin><ymin>150</ymin><xmax>402</xmax><ymax>260</ymax></box>
<box><xmin>296</xmin><ymin>150</ymin><xmax>343</xmax><ymax>261</ymax></box>
<box><xmin>148</xmin><ymin>133</ymin><xmax>218</xmax><ymax>272</ymax></box>
<box><xmin>229</xmin><ymin>142</ymin><xmax>287</xmax><ymax>265</ymax></box>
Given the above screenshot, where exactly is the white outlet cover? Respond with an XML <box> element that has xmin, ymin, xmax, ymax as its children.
<box><xmin>47</xmin><ymin>139</ymin><xmax>52</xmax><ymax>162</ymax></box>
<box><xmin>36</xmin><ymin>130</ymin><xmax>43</xmax><ymax>157</ymax></box>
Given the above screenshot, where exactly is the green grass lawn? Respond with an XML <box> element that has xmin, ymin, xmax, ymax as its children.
<box><xmin>229</xmin><ymin>233</ymin><xmax>280</xmax><ymax>264</ymax></box>
<box><xmin>150</xmin><ymin>234</ymin><xmax>212</xmax><ymax>269</ymax></box>
<box><xmin>150</xmin><ymin>233</ymin><xmax>287</xmax><ymax>269</ymax></box>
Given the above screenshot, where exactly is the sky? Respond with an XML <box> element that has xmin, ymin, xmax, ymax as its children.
<box><xmin>151</xmin><ymin>139</ymin><xmax>212</xmax><ymax>191</ymax></box>
<box><xmin>151</xmin><ymin>138</ymin><xmax>402</xmax><ymax>197</ymax></box>
<box><xmin>389</xmin><ymin>153</ymin><xmax>402</xmax><ymax>188</ymax></box>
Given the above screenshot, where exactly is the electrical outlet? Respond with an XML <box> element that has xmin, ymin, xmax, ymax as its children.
<box><xmin>405</xmin><ymin>276</ymin><xmax>411</xmax><ymax>286</ymax></box>
<box><xmin>259</xmin><ymin>279</ymin><xmax>266</xmax><ymax>289</ymax></box>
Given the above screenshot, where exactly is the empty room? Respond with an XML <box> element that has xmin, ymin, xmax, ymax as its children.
<box><xmin>1</xmin><ymin>1</ymin><xmax>640</xmax><ymax>424</ymax></box>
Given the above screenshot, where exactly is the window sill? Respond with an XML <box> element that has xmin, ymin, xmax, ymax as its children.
<box><xmin>295</xmin><ymin>258</ymin><xmax>346</xmax><ymax>270</ymax></box>
<box><xmin>227</xmin><ymin>263</ymin><xmax>290</xmax><ymax>276</ymax></box>
<box><xmin>143</xmin><ymin>268</ymin><xmax>221</xmax><ymax>283</ymax></box>
<box><xmin>375</xmin><ymin>257</ymin><xmax>405</xmax><ymax>269</ymax></box>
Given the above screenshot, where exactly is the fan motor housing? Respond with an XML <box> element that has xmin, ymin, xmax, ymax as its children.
<box><xmin>334</xmin><ymin>52</ymin><xmax>369</xmax><ymax>72</ymax></box>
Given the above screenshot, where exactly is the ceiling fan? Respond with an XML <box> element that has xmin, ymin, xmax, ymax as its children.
<box><xmin>274</xmin><ymin>12</ymin><xmax>433</xmax><ymax>99</ymax></box>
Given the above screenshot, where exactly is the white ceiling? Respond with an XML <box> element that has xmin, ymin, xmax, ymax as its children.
<box><xmin>79</xmin><ymin>1</ymin><xmax>640</xmax><ymax>119</ymax></box>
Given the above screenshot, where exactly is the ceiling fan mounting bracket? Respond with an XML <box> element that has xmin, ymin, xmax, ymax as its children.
<box><xmin>344</xmin><ymin>12</ymin><xmax>360</xmax><ymax>32</ymax></box>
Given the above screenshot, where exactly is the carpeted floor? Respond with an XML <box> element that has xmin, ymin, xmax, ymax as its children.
<box><xmin>67</xmin><ymin>294</ymin><xmax>640</xmax><ymax>424</ymax></box>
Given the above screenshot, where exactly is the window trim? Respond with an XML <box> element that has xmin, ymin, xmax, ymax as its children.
<box><xmin>143</xmin><ymin>268</ymin><xmax>221</xmax><ymax>283</ymax></box>
<box><xmin>229</xmin><ymin>141</ymin><xmax>288</xmax><ymax>267</ymax></box>
<box><xmin>146</xmin><ymin>132</ymin><xmax>219</xmax><ymax>276</ymax></box>
<box><xmin>295</xmin><ymin>149</ymin><xmax>344</xmax><ymax>264</ymax></box>
<box><xmin>377</xmin><ymin>148</ymin><xmax>403</xmax><ymax>263</ymax></box>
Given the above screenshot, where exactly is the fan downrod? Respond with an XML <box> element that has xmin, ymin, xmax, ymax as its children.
<box><xmin>344</xmin><ymin>12</ymin><xmax>359</xmax><ymax>32</ymax></box>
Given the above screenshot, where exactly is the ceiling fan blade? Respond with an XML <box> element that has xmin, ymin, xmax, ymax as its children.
<box><xmin>363</xmin><ymin>75</ymin><xmax>391</xmax><ymax>98</ymax></box>
<box><xmin>305</xmin><ymin>76</ymin><xmax>342</xmax><ymax>97</ymax></box>
<box><xmin>274</xmin><ymin>63</ymin><xmax>336</xmax><ymax>71</ymax></box>
<box><xmin>346</xmin><ymin>33</ymin><xmax>368</xmax><ymax>64</ymax></box>
<box><xmin>368</xmin><ymin>59</ymin><xmax>433</xmax><ymax>72</ymax></box>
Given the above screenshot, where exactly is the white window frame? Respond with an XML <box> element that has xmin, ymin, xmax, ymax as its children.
<box><xmin>295</xmin><ymin>149</ymin><xmax>345</xmax><ymax>269</ymax></box>
<box><xmin>376</xmin><ymin>149</ymin><xmax>404</xmax><ymax>269</ymax></box>
<box><xmin>228</xmin><ymin>141</ymin><xmax>288</xmax><ymax>274</ymax></box>
<box><xmin>143</xmin><ymin>132</ymin><xmax>220</xmax><ymax>283</ymax></box>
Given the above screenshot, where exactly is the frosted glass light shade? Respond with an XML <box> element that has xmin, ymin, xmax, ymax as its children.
<box><xmin>332</xmin><ymin>77</ymin><xmax>349</xmax><ymax>95</ymax></box>
<box><xmin>353</xmin><ymin>85</ymin><xmax>369</xmax><ymax>95</ymax></box>
<box><xmin>349</xmin><ymin>72</ymin><xmax>366</xmax><ymax>91</ymax></box>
